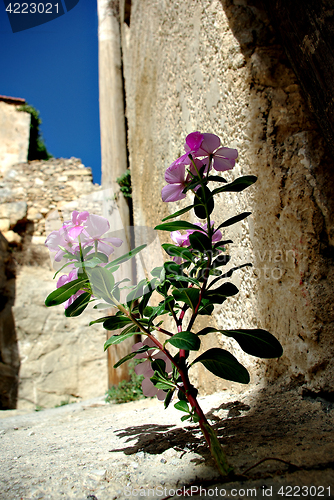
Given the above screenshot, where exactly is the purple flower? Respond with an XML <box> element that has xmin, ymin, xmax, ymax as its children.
<box><xmin>161</xmin><ymin>158</ymin><xmax>205</xmax><ymax>203</ymax></box>
<box><xmin>45</xmin><ymin>211</ymin><xmax>123</xmax><ymax>262</ymax></box>
<box><xmin>161</xmin><ymin>132</ymin><xmax>204</xmax><ymax>203</ymax></box>
<box><xmin>80</xmin><ymin>214</ymin><xmax>123</xmax><ymax>256</ymax></box>
<box><xmin>132</xmin><ymin>338</ymin><xmax>172</xmax><ymax>401</ymax></box>
<box><xmin>195</xmin><ymin>133</ymin><xmax>238</xmax><ymax>172</ymax></box>
<box><xmin>45</xmin><ymin>227</ymin><xmax>78</xmax><ymax>262</ymax></box>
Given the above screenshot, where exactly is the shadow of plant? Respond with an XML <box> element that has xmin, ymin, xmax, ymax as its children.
<box><xmin>109</xmin><ymin>401</ymin><xmax>251</xmax><ymax>460</ymax></box>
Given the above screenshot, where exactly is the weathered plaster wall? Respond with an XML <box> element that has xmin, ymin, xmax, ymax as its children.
<box><xmin>118</xmin><ymin>0</ymin><xmax>334</xmax><ymax>394</ymax></box>
<box><xmin>1</xmin><ymin>158</ymin><xmax>109</xmax><ymax>409</ymax></box>
<box><xmin>0</xmin><ymin>101</ymin><xmax>30</xmax><ymax>174</ymax></box>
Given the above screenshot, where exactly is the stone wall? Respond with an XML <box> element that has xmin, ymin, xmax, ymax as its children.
<box><xmin>0</xmin><ymin>158</ymin><xmax>110</xmax><ymax>409</ymax></box>
<box><xmin>115</xmin><ymin>0</ymin><xmax>334</xmax><ymax>394</ymax></box>
<box><xmin>0</xmin><ymin>99</ymin><xmax>30</xmax><ymax>174</ymax></box>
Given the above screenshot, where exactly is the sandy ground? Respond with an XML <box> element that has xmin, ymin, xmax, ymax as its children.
<box><xmin>0</xmin><ymin>386</ymin><xmax>333</xmax><ymax>500</ymax></box>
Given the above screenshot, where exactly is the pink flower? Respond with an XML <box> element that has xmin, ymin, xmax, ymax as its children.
<box><xmin>45</xmin><ymin>211</ymin><xmax>123</xmax><ymax>262</ymax></box>
<box><xmin>132</xmin><ymin>338</ymin><xmax>172</xmax><ymax>401</ymax></box>
<box><xmin>162</xmin><ymin>158</ymin><xmax>205</xmax><ymax>203</ymax></box>
<box><xmin>45</xmin><ymin>227</ymin><xmax>78</xmax><ymax>262</ymax></box>
<box><xmin>170</xmin><ymin>230</ymin><xmax>191</xmax><ymax>264</ymax></box>
<box><xmin>161</xmin><ymin>163</ymin><xmax>187</xmax><ymax>202</ymax></box>
<box><xmin>194</xmin><ymin>133</ymin><xmax>238</xmax><ymax>172</ymax></box>
<box><xmin>63</xmin><ymin>211</ymin><xmax>90</xmax><ymax>239</ymax></box>
<box><xmin>80</xmin><ymin>214</ymin><xmax>123</xmax><ymax>256</ymax></box>
<box><xmin>161</xmin><ymin>132</ymin><xmax>204</xmax><ymax>203</ymax></box>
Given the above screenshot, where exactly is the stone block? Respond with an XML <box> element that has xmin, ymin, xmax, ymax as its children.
<box><xmin>3</xmin><ymin>231</ymin><xmax>21</xmax><ymax>245</ymax></box>
<box><xmin>0</xmin><ymin>201</ymin><xmax>27</xmax><ymax>225</ymax></box>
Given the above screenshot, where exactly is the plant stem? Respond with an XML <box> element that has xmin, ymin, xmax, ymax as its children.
<box><xmin>177</xmin><ymin>361</ymin><xmax>232</xmax><ymax>476</ymax></box>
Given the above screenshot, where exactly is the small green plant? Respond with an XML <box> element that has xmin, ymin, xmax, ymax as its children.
<box><xmin>105</xmin><ymin>361</ymin><xmax>144</xmax><ymax>404</ymax></box>
<box><xmin>18</xmin><ymin>103</ymin><xmax>52</xmax><ymax>161</ymax></box>
<box><xmin>54</xmin><ymin>399</ymin><xmax>74</xmax><ymax>408</ymax></box>
<box><xmin>116</xmin><ymin>170</ymin><xmax>132</xmax><ymax>198</ymax></box>
<box><xmin>34</xmin><ymin>405</ymin><xmax>44</xmax><ymax>412</ymax></box>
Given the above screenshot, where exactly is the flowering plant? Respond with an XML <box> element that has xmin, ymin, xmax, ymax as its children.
<box><xmin>45</xmin><ymin>132</ymin><xmax>283</xmax><ymax>476</ymax></box>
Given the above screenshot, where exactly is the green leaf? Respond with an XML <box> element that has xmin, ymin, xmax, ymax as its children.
<box><xmin>172</xmin><ymin>288</ymin><xmax>200</xmax><ymax>311</ymax></box>
<box><xmin>174</xmin><ymin>400</ymin><xmax>190</xmax><ymax>413</ymax></box>
<box><xmin>162</xmin><ymin>243</ymin><xmax>194</xmax><ymax>262</ymax></box>
<box><xmin>89</xmin><ymin>315</ymin><xmax>111</xmax><ymax>325</ymax></box>
<box><xmin>85</xmin><ymin>252</ymin><xmax>109</xmax><ymax>263</ymax></box>
<box><xmin>216</xmin><ymin>212</ymin><xmax>252</xmax><ymax>230</ymax></box>
<box><xmin>212</xmin><ymin>175</ymin><xmax>257</xmax><ymax>195</ymax></box>
<box><xmin>181</xmin><ymin>414</ymin><xmax>192</xmax><ymax>422</ymax></box>
<box><xmin>219</xmin><ymin>329</ymin><xmax>283</xmax><ymax>358</ymax></box>
<box><xmin>192</xmin><ymin>348</ymin><xmax>250</xmax><ymax>384</ymax></box>
<box><xmin>82</xmin><ymin>245</ymin><xmax>94</xmax><ymax>256</ymax></box>
<box><xmin>194</xmin><ymin>186</ymin><xmax>214</xmax><ymax>219</ymax></box>
<box><xmin>205</xmin><ymin>282</ymin><xmax>239</xmax><ymax>304</ymax></box>
<box><xmin>45</xmin><ymin>277</ymin><xmax>88</xmax><ymax>307</ymax></box>
<box><xmin>161</xmin><ymin>205</ymin><xmax>194</xmax><ymax>221</ymax></box>
<box><xmin>150</xmin><ymin>372</ymin><xmax>175</xmax><ymax>390</ymax></box>
<box><xmin>104</xmin><ymin>264</ymin><xmax>120</xmax><ymax>274</ymax></box>
<box><xmin>178</xmin><ymin>389</ymin><xmax>188</xmax><ymax>401</ymax></box>
<box><xmin>167</xmin><ymin>274</ymin><xmax>200</xmax><ymax>287</ymax></box>
<box><xmin>138</xmin><ymin>289</ymin><xmax>153</xmax><ymax>317</ymax></box>
<box><xmin>196</xmin><ymin>327</ymin><xmax>217</xmax><ymax>336</ymax></box>
<box><xmin>52</xmin><ymin>260</ymin><xmax>77</xmax><ymax>279</ymax></box>
<box><xmin>93</xmin><ymin>303</ymin><xmax>113</xmax><ymax>310</ymax></box>
<box><xmin>189</xmin><ymin>231</ymin><xmax>212</xmax><ymax>252</ymax></box>
<box><xmin>213</xmin><ymin>239</ymin><xmax>233</xmax><ymax>250</ymax></box>
<box><xmin>86</xmin><ymin>267</ymin><xmax>115</xmax><ymax>304</ymax></box>
<box><xmin>65</xmin><ymin>292</ymin><xmax>91</xmax><ymax>317</ymax></box>
<box><xmin>167</xmin><ymin>331</ymin><xmax>201</xmax><ymax>351</ymax></box>
<box><xmin>151</xmin><ymin>358</ymin><xmax>166</xmax><ymax>375</ymax></box>
<box><xmin>206</xmin><ymin>175</ymin><xmax>227</xmax><ymax>183</ymax></box>
<box><xmin>112</xmin><ymin>345</ymin><xmax>152</xmax><ymax>367</ymax></box>
<box><xmin>103</xmin><ymin>316</ymin><xmax>133</xmax><ymax>331</ymax></box>
<box><xmin>198</xmin><ymin>299</ymin><xmax>214</xmax><ymax>316</ymax></box>
<box><xmin>154</xmin><ymin>221</ymin><xmax>204</xmax><ymax>232</ymax></box>
<box><xmin>208</xmin><ymin>263</ymin><xmax>252</xmax><ymax>289</ymax></box>
<box><xmin>164</xmin><ymin>389</ymin><xmax>174</xmax><ymax>409</ymax></box>
<box><xmin>104</xmin><ymin>327</ymin><xmax>139</xmax><ymax>349</ymax></box>
<box><xmin>212</xmin><ymin>254</ymin><xmax>231</xmax><ymax>269</ymax></box>
<box><xmin>151</xmin><ymin>266</ymin><xmax>164</xmax><ymax>277</ymax></box>
<box><xmin>105</xmin><ymin>244</ymin><xmax>147</xmax><ymax>268</ymax></box>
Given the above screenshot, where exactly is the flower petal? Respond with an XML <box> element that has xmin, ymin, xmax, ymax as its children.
<box><xmin>161</xmin><ymin>184</ymin><xmax>186</xmax><ymax>203</ymax></box>
<box><xmin>103</xmin><ymin>237</ymin><xmax>123</xmax><ymax>247</ymax></box>
<box><xmin>165</xmin><ymin>163</ymin><xmax>186</xmax><ymax>184</ymax></box>
<box><xmin>215</xmin><ymin>147</ymin><xmax>238</xmax><ymax>160</ymax></box>
<box><xmin>141</xmin><ymin>378</ymin><xmax>158</xmax><ymax>397</ymax></box>
<box><xmin>196</xmin><ymin>133</ymin><xmax>221</xmax><ymax>156</ymax></box>
<box><xmin>213</xmin><ymin>156</ymin><xmax>235</xmax><ymax>172</ymax></box>
<box><xmin>185</xmin><ymin>131</ymin><xmax>204</xmax><ymax>152</ymax></box>
<box><xmin>68</xmin><ymin>225</ymin><xmax>85</xmax><ymax>239</ymax></box>
<box><xmin>156</xmin><ymin>389</ymin><xmax>167</xmax><ymax>401</ymax></box>
<box><xmin>85</xmin><ymin>214</ymin><xmax>110</xmax><ymax>238</ymax></box>
<box><xmin>135</xmin><ymin>360</ymin><xmax>154</xmax><ymax>377</ymax></box>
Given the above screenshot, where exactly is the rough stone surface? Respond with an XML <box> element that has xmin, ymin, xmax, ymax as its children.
<box><xmin>0</xmin><ymin>232</ymin><xmax>19</xmax><ymax>409</ymax></box>
<box><xmin>119</xmin><ymin>0</ymin><xmax>334</xmax><ymax>394</ymax></box>
<box><xmin>0</xmin><ymin>101</ymin><xmax>30</xmax><ymax>174</ymax></box>
<box><xmin>13</xmin><ymin>265</ymin><xmax>108</xmax><ymax>410</ymax></box>
<box><xmin>0</xmin><ymin>157</ymin><xmax>110</xmax><ymax>409</ymax></box>
<box><xmin>0</xmin><ymin>387</ymin><xmax>333</xmax><ymax>499</ymax></box>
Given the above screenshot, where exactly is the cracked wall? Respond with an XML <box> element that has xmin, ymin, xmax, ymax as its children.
<box><xmin>116</xmin><ymin>0</ymin><xmax>334</xmax><ymax>394</ymax></box>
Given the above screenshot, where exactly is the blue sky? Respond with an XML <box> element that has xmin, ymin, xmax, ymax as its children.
<box><xmin>0</xmin><ymin>1</ymin><xmax>102</xmax><ymax>184</ymax></box>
